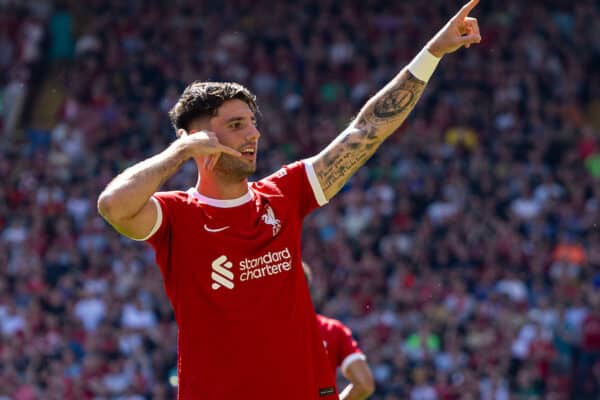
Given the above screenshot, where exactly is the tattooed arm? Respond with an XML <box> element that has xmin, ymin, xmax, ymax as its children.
<box><xmin>311</xmin><ymin>0</ymin><xmax>482</xmax><ymax>200</ymax></box>
<box><xmin>312</xmin><ymin>70</ymin><xmax>426</xmax><ymax>199</ymax></box>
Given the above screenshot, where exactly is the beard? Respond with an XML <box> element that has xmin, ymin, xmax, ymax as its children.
<box><xmin>214</xmin><ymin>153</ymin><xmax>256</xmax><ymax>180</ymax></box>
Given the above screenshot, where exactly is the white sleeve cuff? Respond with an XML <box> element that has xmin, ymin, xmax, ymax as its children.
<box><xmin>131</xmin><ymin>196</ymin><xmax>163</xmax><ymax>241</ymax></box>
<box><xmin>341</xmin><ymin>352</ymin><xmax>366</xmax><ymax>374</ymax></box>
<box><xmin>304</xmin><ymin>157</ymin><xmax>328</xmax><ymax>206</ymax></box>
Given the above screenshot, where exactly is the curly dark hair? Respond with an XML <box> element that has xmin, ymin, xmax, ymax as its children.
<box><xmin>168</xmin><ymin>81</ymin><xmax>258</xmax><ymax>132</ymax></box>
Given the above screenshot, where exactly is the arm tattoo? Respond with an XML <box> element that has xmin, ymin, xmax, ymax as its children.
<box><xmin>366</xmin><ymin>73</ymin><xmax>424</xmax><ymax>126</ymax></box>
<box><xmin>315</xmin><ymin>70</ymin><xmax>426</xmax><ymax>198</ymax></box>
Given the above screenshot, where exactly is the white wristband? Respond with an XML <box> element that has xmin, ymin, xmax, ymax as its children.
<box><xmin>407</xmin><ymin>48</ymin><xmax>440</xmax><ymax>83</ymax></box>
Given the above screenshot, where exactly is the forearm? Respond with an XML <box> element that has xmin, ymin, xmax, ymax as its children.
<box><xmin>98</xmin><ymin>140</ymin><xmax>189</xmax><ymax>221</ymax></box>
<box><xmin>339</xmin><ymin>383</ymin><xmax>372</xmax><ymax>400</ymax></box>
<box><xmin>340</xmin><ymin>359</ymin><xmax>375</xmax><ymax>400</ymax></box>
<box><xmin>354</xmin><ymin>65</ymin><xmax>428</xmax><ymax>136</ymax></box>
<box><xmin>315</xmin><ymin>67</ymin><xmax>428</xmax><ymax>198</ymax></box>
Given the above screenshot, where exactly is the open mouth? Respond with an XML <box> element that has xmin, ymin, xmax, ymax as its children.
<box><xmin>240</xmin><ymin>148</ymin><xmax>256</xmax><ymax>159</ymax></box>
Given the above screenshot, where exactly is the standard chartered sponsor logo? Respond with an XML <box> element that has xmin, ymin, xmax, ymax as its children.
<box><xmin>210</xmin><ymin>248</ymin><xmax>292</xmax><ymax>291</ymax></box>
<box><xmin>211</xmin><ymin>255</ymin><xmax>234</xmax><ymax>290</ymax></box>
<box><xmin>239</xmin><ymin>248</ymin><xmax>292</xmax><ymax>282</ymax></box>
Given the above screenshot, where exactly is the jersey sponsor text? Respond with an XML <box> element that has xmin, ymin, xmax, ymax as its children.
<box><xmin>239</xmin><ymin>248</ymin><xmax>292</xmax><ymax>282</ymax></box>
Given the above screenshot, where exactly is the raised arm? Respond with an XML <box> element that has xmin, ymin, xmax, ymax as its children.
<box><xmin>312</xmin><ymin>0</ymin><xmax>482</xmax><ymax>200</ymax></box>
<box><xmin>97</xmin><ymin>130</ymin><xmax>241</xmax><ymax>239</ymax></box>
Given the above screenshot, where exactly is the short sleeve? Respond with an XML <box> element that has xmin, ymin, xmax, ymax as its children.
<box><xmin>130</xmin><ymin>196</ymin><xmax>163</xmax><ymax>242</ymax></box>
<box><xmin>336</xmin><ymin>322</ymin><xmax>366</xmax><ymax>374</ymax></box>
<box><xmin>258</xmin><ymin>160</ymin><xmax>328</xmax><ymax>218</ymax></box>
<box><xmin>303</xmin><ymin>157</ymin><xmax>328</xmax><ymax>207</ymax></box>
<box><xmin>143</xmin><ymin>191</ymin><xmax>182</xmax><ymax>283</ymax></box>
<box><xmin>146</xmin><ymin>193</ymin><xmax>172</xmax><ymax>246</ymax></box>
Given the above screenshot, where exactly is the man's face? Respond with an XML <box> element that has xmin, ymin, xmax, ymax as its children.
<box><xmin>192</xmin><ymin>99</ymin><xmax>260</xmax><ymax>180</ymax></box>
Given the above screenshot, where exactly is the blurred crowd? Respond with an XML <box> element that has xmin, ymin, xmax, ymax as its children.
<box><xmin>1</xmin><ymin>0</ymin><xmax>600</xmax><ymax>399</ymax></box>
<box><xmin>0</xmin><ymin>0</ymin><xmax>47</xmax><ymax>139</ymax></box>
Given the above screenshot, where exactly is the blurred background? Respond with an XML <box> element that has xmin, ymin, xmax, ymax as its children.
<box><xmin>1</xmin><ymin>0</ymin><xmax>600</xmax><ymax>399</ymax></box>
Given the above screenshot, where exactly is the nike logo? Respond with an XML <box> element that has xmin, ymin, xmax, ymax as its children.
<box><xmin>203</xmin><ymin>224</ymin><xmax>230</xmax><ymax>233</ymax></box>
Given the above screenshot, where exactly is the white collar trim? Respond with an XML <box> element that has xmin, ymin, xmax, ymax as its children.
<box><xmin>187</xmin><ymin>187</ymin><xmax>253</xmax><ymax>208</ymax></box>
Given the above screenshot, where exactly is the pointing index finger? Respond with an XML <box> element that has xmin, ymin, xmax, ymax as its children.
<box><xmin>455</xmin><ymin>0</ymin><xmax>480</xmax><ymax>20</ymax></box>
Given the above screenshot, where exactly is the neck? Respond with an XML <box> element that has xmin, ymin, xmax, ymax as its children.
<box><xmin>196</xmin><ymin>171</ymin><xmax>249</xmax><ymax>199</ymax></box>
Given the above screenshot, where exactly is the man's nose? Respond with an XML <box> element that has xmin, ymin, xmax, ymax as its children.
<box><xmin>247</xmin><ymin>125</ymin><xmax>260</xmax><ymax>140</ymax></box>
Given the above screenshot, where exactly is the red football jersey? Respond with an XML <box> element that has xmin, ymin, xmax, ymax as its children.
<box><xmin>144</xmin><ymin>160</ymin><xmax>338</xmax><ymax>399</ymax></box>
<box><xmin>317</xmin><ymin>314</ymin><xmax>366</xmax><ymax>375</ymax></box>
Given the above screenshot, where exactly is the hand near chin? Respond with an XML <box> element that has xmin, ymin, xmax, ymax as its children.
<box><xmin>177</xmin><ymin>129</ymin><xmax>242</xmax><ymax>170</ymax></box>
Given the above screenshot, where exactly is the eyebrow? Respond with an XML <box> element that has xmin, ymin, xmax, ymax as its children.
<box><xmin>225</xmin><ymin>116</ymin><xmax>257</xmax><ymax>124</ymax></box>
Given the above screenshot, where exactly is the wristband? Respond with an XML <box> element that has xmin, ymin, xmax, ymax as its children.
<box><xmin>407</xmin><ymin>48</ymin><xmax>440</xmax><ymax>83</ymax></box>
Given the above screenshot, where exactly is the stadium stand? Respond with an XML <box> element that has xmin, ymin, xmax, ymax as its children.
<box><xmin>1</xmin><ymin>0</ymin><xmax>599</xmax><ymax>398</ymax></box>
